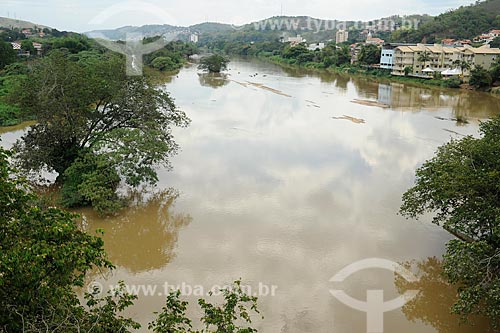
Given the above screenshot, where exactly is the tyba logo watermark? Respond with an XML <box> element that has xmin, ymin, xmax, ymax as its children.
<box><xmin>329</xmin><ymin>258</ymin><xmax>419</xmax><ymax>333</ymax></box>
<box><xmin>88</xmin><ymin>1</ymin><xmax>179</xmax><ymax>76</ymax></box>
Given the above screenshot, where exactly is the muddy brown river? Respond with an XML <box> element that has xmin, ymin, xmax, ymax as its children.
<box><xmin>2</xmin><ymin>58</ymin><xmax>499</xmax><ymax>333</ymax></box>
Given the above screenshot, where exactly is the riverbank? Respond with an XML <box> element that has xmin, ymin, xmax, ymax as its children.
<box><xmin>262</xmin><ymin>55</ymin><xmax>467</xmax><ymax>90</ymax></box>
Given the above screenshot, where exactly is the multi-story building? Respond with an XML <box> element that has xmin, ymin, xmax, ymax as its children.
<box><xmin>189</xmin><ymin>34</ymin><xmax>199</xmax><ymax>43</ymax></box>
<box><xmin>462</xmin><ymin>44</ymin><xmax>500</xmax><ymax>69</ymax></box>
<box><xmin>380</xmin><ymin>44</ymin><xmax>396</xmax><ymax>70</ymax></box>
<box><xmin>307</xmin><ymin>43</ymin><xmax>325</xmax><ymax>51</ymax></box>
<box><xmin>287</xmin><ymin>35</ymin><xmax>305</xmax><ymax>46</ymax></box>
<box><xmin>336</xmin><ymin>30</ymin><xmax>348</xmax><ymax>44</ymax></box>
<box><xmin>390</xmin><ymin>44</ymin><xmax>500</xmax><ymax>77</ymax></box>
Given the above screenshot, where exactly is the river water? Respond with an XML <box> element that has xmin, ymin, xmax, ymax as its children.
<box><xmin>2</xmin><ymin>58</ymin><xmax>499</xmax><ymax>333</ymax></box>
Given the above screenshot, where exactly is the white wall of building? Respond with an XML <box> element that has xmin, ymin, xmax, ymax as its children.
<box><xmin>380</xmin><ymin>49</ymin><xmax>394</xmax><ymax>70</ymax></box>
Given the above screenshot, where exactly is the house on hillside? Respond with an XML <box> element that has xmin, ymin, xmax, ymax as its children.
<box><xmin>488</xmin><ymin>29</ymin><xmax>500</xmax><ymax>38</ymax></box>
<box><xmin>10</xmin><ymin>42</ymin><xmax>30</xmax><ymax>56</ymax></box>
<box><xmin>287</xmin><ymin>35</ymin><xmax>305</xmax><ymax>46</ymax></box>
<box><xmin>21</xmin><ymin>29</ymin><xmax>34</xmax><ymax>37</ymax></box>
<box><xmin>366</xmin><ymin>31</ymin><xmax>384</xmax><ymax>45</ymax></box>
<box><xmin>441</xmin><ymin>39</ymin><xmax>455</xmax><ymax>46</ymax></box>
<box><xmin>308</xmin><ymin>42</ymin><xmax>325</xmax><ymax>51</ymax></box>
<box><xmin>33</xmin><ymin>42</ymin><xmax>43</xmax><ymax>56</ymax></box>
<box><xmin>189</xmin><ymin>34</ymin><xmax>199</xmax><ymax>43</ymax></box>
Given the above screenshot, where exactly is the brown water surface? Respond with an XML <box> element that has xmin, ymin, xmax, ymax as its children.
<box><xmin>3</xmin><ymin>58</ymin><xmax>499</xmax><ymax>333</ymax></box>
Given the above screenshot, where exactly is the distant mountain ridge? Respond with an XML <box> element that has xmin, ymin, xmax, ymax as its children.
<box><xmin>0</xmin><ymin>17</ymin><xmax>50</xmax><ymax>30</ymax></box>
<box><xmin>84</xmin><ymin>14</ymin><xmax>431</xmax><ymax>42</ymax></box>
<box><xmin>85</xmin><ymin>22</ymin><xmax>234</xmax><ymax>40</ymax></box>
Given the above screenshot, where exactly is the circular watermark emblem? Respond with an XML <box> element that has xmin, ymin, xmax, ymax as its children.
<box><xmin>329</xmin><ymin>258</ymin><xmax>419</xmax><ymax>333</ymax></box>
<box><xmin>87</xmin><ymin>1</ymin><xmax>180</xmax><ymax>76</ymax></box>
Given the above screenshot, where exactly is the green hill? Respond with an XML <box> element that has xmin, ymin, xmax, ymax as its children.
<box><xmin>0</xmin><ymin>17</ymin><xmax>49</xmax><ymax>30</ymax></box>
<box><xmin>392</xmin><ymin>0</ymin><xmax>500</xmax><ymax>42</ymax></box>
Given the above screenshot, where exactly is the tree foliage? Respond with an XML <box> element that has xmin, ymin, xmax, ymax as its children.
<box><xmin>0</xmin><ymin>146</ymin><xmax>140</xmax><ymax>332</ymax></box>
<box><xmin>149</xmin><ymin>281</ymin><xmax>261</xmax><ymax>333</ymax></box>
<box><xmin>470</xmin><ymin>65</ymin><xmax>493</xmax><ymax>88</ymax></box>
<box><xmin>400</xmin><ymin>116</ymin><xmax>500</xmax><ymax>327</ymax></box>
<box><xmin>0</xmin><ymin>40</ymin><xmax>17</xmax><ymax>69</ymax></box>
<box><xmin>11</xmin><ymin>51</ymin><xmax>190</xmax><ymax>212</ymax></box>
<box><xmin>198</xmin><ymin>54</ymin><xmax>229</xmax><ymax>73</ymax></box>
<box><xmin>391</xmin><ymin>0</ymin><xmax>500</xmax><ymax>42</ymax></box>
<box><xmin>152</xmin><ymin>56</ymin><xmax>177</xmax><ymax>71</ymax></box>
<box><xmin>358</xmin><ymin>44</ymin><xmax>381</xmax><ymax>65</ymax></box>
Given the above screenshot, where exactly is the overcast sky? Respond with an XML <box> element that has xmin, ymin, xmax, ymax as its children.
<box><xmin>1</xmin><ymin>0</ymin><xmax>474</xmax><ymax>32</ymax></box>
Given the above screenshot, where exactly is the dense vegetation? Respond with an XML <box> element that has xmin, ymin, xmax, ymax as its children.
<box><xmin>0</xmin><ymin>146</ymin><xmax>261</xmax><ymax>332</ymax></box>
<box><xmin>9</xmin><ymin>50</ymin><xmax>189</xmax><ymax>214</ymax></box>
<box><xmin>143</xmin><ymin>38</ymin><xmax>197</xmax><ymax>72</ymax></box>
<box><xmin>0</xmin><ymin>27</ymin><xmax>197</xmax><ymax>127</ymax></box>
<box><xmin>391</xmin><ymin>0</ymin><xmax>500</xmax><ymax>43</ymax></box>
<box><xmin>400</xmin><ymin>116</ymin><xmax>500</xmax><ymax>328</ymax></box>
<box><xmin>198</xmin><ymin>54</ymin><xmax>230</xmax><ymax>73</ymax></box>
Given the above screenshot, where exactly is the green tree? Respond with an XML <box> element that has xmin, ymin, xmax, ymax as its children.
<box><xmin>400</xmin><ymin>116</ymin><xmax>500</xmax><ymax>328</ymax></box>
<box><xmin>334</xmin><ymin>45</ymin><xmax>351</xmax><ymax>66</ymax></box>
<box><xmin>282</xmin><ymin>44</ymin><xmax>310</xmax><ymax>59</ymax></box>
<box><xmin>0</xmin><ymin>40</ymin><xmax>17</xmax><ymax>69</ymax></box>
<box><xmin>11</xmin><ymin>51</ymin><xmax>190</xmax><ymax>213</ymax></box>
<box><xmin>0</xmin><ymin>146</ymin><xmax>140</xmax><ymax>332</ymax></box>
<box><xmin>418</xmin><ymin>51</ymin><xmax>431</xmax><ymax>69</ymax></box>
<box><xmin>470</xmin><ymin>65</ymin><xmax>492</xmax><ymax>88</ymax></box>
<box><xmin>358</xmin><ymin>44</ymin><xmax>381</xmax><ymax>65</ymax></box>
<box><xmin>490</xmin><ymin>36</ymin><xmax>500</xmax><ymax>48</ymax></box>
<box><xmin>404</xmin><ymin>66</ymin><xmax>413</xmax><ymax>76</ymax></box>
<box><xmin>198</xmin><ymin>54</ymin><xmax>229</xmax><ymax>73</ymax></box>
<box><xmin>490</xmin><ymin>59</ymin><xmax>500</xmax><ymax>82</ymax></box>
<box><xmin>20</xmin><ymin>40</ymin><xmax>36</xmax><ymax>55</ymax></box>
<box><xmin>149</xmin><ymin>280</ymin><xmax>261</xmax><ymax>333</ymax></box>
<box><xmin>151</xmin><ymin>56</ymin><xmax>177</xmax><ymax>71</ymax></box>
<box><xmin>452</xmin><ymin>59</ymin><xmax>471</xmax><ymax>76</ymax></box>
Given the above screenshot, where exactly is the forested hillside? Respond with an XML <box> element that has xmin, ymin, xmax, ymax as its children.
<box><xmin>392</xmin><ymin>0</ymin><xmax>500</xmax><ymax>42</ymax></box>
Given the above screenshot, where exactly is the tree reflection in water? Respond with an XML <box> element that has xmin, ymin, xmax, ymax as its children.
<box><xmin>395</xmin><ymin>257</ymin><xmax>495</xmax><ymax>333</ymax></box>
<box><xmin>198</xmin><ymin>73</ymin><xmax>230</xmax><ymax>88</ymax></box>
<box><xmin>81</xmin><ymin>189</ymin><xmax>192</xmax><ymax>274</ymax></box>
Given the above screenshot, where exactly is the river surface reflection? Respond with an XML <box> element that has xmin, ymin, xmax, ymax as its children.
<box><xmin>2</xmin><ymin>58</ymin><xmax>499</xmax><ymax>332</ymax></box>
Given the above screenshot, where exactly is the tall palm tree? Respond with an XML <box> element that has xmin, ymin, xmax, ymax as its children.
<box><xmin>459</xmin><ymin>60</ymin><xmax>471</xmax><ymax>76</ymax></box>
<box><xmin>418</xmin><ymin>51</ymin><xmax>431</xmax><ymax>69</ymax></box>
<box><xmin>453</xmin><ymin>59</ymin><xmax>471</xmax><ymax>76</ymax></box>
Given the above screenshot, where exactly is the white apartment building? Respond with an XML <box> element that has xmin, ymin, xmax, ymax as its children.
<box><xmin>380</xmin><ymin>46</ymin><xmax>395</xmax><ymax>70</ymax></box>
<box><xmin>390</xmin><ymin>44</ymin><xmax>500</xmax><ymax>77</ymax></box>
<box><xmin>336</xmin><ymin>30</ymin><xmax>349</xmax><ymax>44</ymax></box>
<box><xmin>189</xmin><ymin>34</ymin><xmax>199</xmax><ymax>43</ymax></box>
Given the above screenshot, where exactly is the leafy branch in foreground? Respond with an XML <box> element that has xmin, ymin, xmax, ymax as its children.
<box><xmin>149</xmin><ymin>280</ymin><xmax>262</xmax><ymax>333</ymax></box>
<box><xmin>400</xmin><ymin>116</ymin><xmax>500</xmax><ymax>328</ymax></box>
<box><xmin>0</xmin><ymin>146</ymin><xmax>139</xmax><ymax>332</ymax></box>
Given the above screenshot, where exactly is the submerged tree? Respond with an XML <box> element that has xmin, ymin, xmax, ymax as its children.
<box><xmin>11</xmin><ymin>51</ymin><xmax>190</xmax><ymax>213</ymax></box>
<box><xmin>400</xmin><ymin>116</ymin><xmax>500</xmax><ymax>328</ymax></box>
<box><xmin>198</xmin><ymin>54</ymin><xmax>229</xmax><ymax>73</ymax></box>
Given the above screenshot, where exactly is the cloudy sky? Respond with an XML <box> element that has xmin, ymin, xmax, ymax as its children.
<box><xmin>1</xmin><ymin>0</ymin><xmax>474</xmax><ymax>32</ymax></box>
